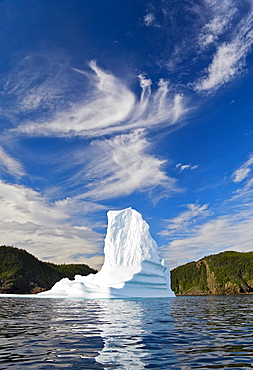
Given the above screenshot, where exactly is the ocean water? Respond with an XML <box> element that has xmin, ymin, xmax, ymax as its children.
<box><xmin>1</xmin><ymin>295</ymin><xmax>253</xmax><ymax>369</ymax></box>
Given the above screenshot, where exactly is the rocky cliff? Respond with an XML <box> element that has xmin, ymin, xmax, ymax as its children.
<box><xmin>171</xmin><ymin>251</ymin><xmax>253</xmax><ymax>295</ymax></box>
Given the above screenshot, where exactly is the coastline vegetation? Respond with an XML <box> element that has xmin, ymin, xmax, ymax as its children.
<box><xmin>2</xmin><ymin>245</ymin><xmax>253</xmax><ymax>295</ymax></box>
<box><xmin>171</xmin><ymin>251</ymin><xmax>253</xmax><ymax>295</ymax></box>
<box><xmin>0</xmin><ymin>245</ymin><xmax>97</xmax><ymax>294</ymax></box>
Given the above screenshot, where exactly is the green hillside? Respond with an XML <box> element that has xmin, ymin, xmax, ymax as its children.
<box><xmin>2</xmin><ymin>246</ymin><xmax>253</xmax><ymax>296</ymax></box>
<box><xmin>171</xmin><ymin>251</ymin><xmax>253</xmax><ymax>295</ymax></box>
<box><xmin>0</xmin><ymin>245</ymin><xmax>97</xmax><ymax>294</ymax></box>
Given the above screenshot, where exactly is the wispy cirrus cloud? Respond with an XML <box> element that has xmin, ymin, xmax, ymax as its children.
<box><xmin>162</xmin><ymin>153</ymin><xmax>253</xmax><ymax>268</ymax></box>
<box><xmin>198</xmin><ymin>0</ymin><xmax>237</xmax><ymax>48</ymax></box>
<box><xmin>149</xmin><ymin>0</ymin><xmax>252</xmax><ymax>94</ymax></box>
<box><xmin>160</xmin><ymin>203</ymin><xmax>210</xmax><ymax>238</ymax></box>
<box><xmin>0</xmin><ymin>180</ymin><xmax>104</xmax><ymax>268</ymax></box>
<box><xmin>195</xmin><ymin>5</ymin><xmax>253</xmax><ymax>93</ymax></box>
<box><xmin>1</xmin><ymin>59</ymin><xmax>187</xmax><ymax>208</ymax></box>
<box><xmin>229</xmin><ymin>155</ymin><xmax>253</xmax><ymax>200</ymax></box>
<box><xmin>165</xmin><ymin>205</ymin><xmax>253</xmax><ymax>269</ymax></box>
<box><xmin>15</xmin><ymin>61</ymin><xmax>187</xmax><ymax>138</ymax></box>
<box><xmin>0</xmin><ymin>146</ymin><xmax>25</xmax><ymax>177</ymax></box>
<box><xmin>1</xmin><ymin>55</ymin><xmax>71</xmax><ymax>115</ymax></box>
<box><xmin>74</xmin><ymin>129</ymin><xmax>178</xmax><ymax>201</ymax></box>
<box><xmin>232</xmin><ymin>154</ymin><xmax>253</xmax><ymax>183</ymax></box>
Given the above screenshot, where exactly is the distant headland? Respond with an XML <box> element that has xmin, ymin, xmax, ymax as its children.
<box><xmin>0</xmin><ymin>245</ymin><xmax>96</xmax><ymax>294</ymax></box>
<box><xmin>171</xmin><ymin>251</ymin><xmax>253</xmax><ymax>295</ymax></box>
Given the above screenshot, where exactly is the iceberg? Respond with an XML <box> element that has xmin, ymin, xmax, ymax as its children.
<box><xmin>38</xmin><ymin>208</ymin><xmax>175</xmax><ymax>298</ymax></box>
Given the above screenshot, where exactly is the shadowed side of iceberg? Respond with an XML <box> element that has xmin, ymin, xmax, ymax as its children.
<box><xmin>38</xmin><ymin>208</ymin><xmax>175</xmax><ymax>298</ymax></box>
<box><xmin>107</xmin><ymin>260</ymin><xmax>175</xmax><ymax>298</ymax></box>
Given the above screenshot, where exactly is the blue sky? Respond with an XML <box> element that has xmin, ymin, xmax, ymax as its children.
<box><xmin>1</xmin><ymin>0</ymin><xmax>253</xmax><ymax>269</ymax></box>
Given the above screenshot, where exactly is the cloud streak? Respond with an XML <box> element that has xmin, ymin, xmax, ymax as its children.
<box><xmin>162</xmin><ymin>155</ymin><xmax>253</xmax><ymax>268</ymax></box>
<box><xmin>232</xmin><ymin>154</ymin><xmax>253</xmax><ymax>183</ymax></box>
<box><xmin>0</xmin><ymin>146</ymin><xmax>25</xmax><ymax>177</ymax></box>
<box><xmin>166</xmin><ymin>205</ymin><xmax>253</xmax><ymax>269</ymax></box>
<box><xmin>160</xmin><ymin>203</ymin><xmax>210</xmax><ymax>238</ymax></box>
<box><xmin>1</xmin><ymin>55</ymin><xmax>70</xmax><ymax>115</ymax></box>
<box><xmin>195</xmin><ymin>5</ymin><xmax>253</xmax><ymax>93</ymax></box>
<box><xmin>15</xmin><ymin>61</ymin><xmax>187</xmax><ymax>138</ymax></box>
<box><xmin>76</xmin><ymin>129</ymin><xmax>178</xmax><ymax>200</ymax></box>
<box><xmin>198</xmin><ymin>0</ymin><xmax>237</xmax><ymax>48</ymax></box>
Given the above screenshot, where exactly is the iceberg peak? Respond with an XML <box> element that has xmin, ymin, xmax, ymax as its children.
<box><xmin>38</xmin><ymin>208</ymin><xmax>175</xmax><ymax>298</ymax></box>
<box><xmin>104</xmin><ymin>207</ymin><xmax>160</xmax><ymax>267</ymax></box>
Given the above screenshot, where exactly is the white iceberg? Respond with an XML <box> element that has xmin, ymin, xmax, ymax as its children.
<box><xmin>38</xmin><ymin>207</ymin><xmax>175</xmax><ymax>298</ymax></box>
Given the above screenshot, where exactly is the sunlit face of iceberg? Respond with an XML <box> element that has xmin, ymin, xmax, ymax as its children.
<box><xmin>38</xmin><ymin>208</ymin><xmax>175</xmax><ymax>298</ymax></box>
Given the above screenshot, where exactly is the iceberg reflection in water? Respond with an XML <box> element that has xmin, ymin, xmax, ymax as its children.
<box><xmin>95</xmin><ymin>299</ymin><xmax>175</xmax><ymax>368</ymax></box>
<box><xmin>1</xmin><ymin>296</ymin><xmax>253</xmax><ymax>368</ymax></box>
<box><xmin>0</xmin><ymin>296</ymin><xmax>177</xmax><ymax>369</ymax></box>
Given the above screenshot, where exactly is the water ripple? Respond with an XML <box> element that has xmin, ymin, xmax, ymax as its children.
<box><xmin>1</xmin><ymin>295</ymin><xmax>253</xmax><ymax>369</ymax></box>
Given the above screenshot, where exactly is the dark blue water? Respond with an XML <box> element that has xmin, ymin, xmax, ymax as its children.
<box><xmin>1</xmin><ymin>295</ymin><xmax>253</xmax><ymax>369</ymax></box>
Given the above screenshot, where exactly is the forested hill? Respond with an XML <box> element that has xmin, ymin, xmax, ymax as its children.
<box><xmin>3</xmin><ymin>246</ymin><xmax>253</xmax><ymax>296</ymax></box>
<box><xmin>171</xmin><ymin>251</ymin><xmax>253</xmax><ymax>295</ymax></box>
<box><xmin>0</xmin><ymin>245</ymin><xmax>97</xmax><ymax>294</ymax></box>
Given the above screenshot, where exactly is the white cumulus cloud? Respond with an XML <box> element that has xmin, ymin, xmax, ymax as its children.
<box><xmin>0</xmin><ymin>180</ymin><xmax>103</xmax><ymax>268</ymax></box>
